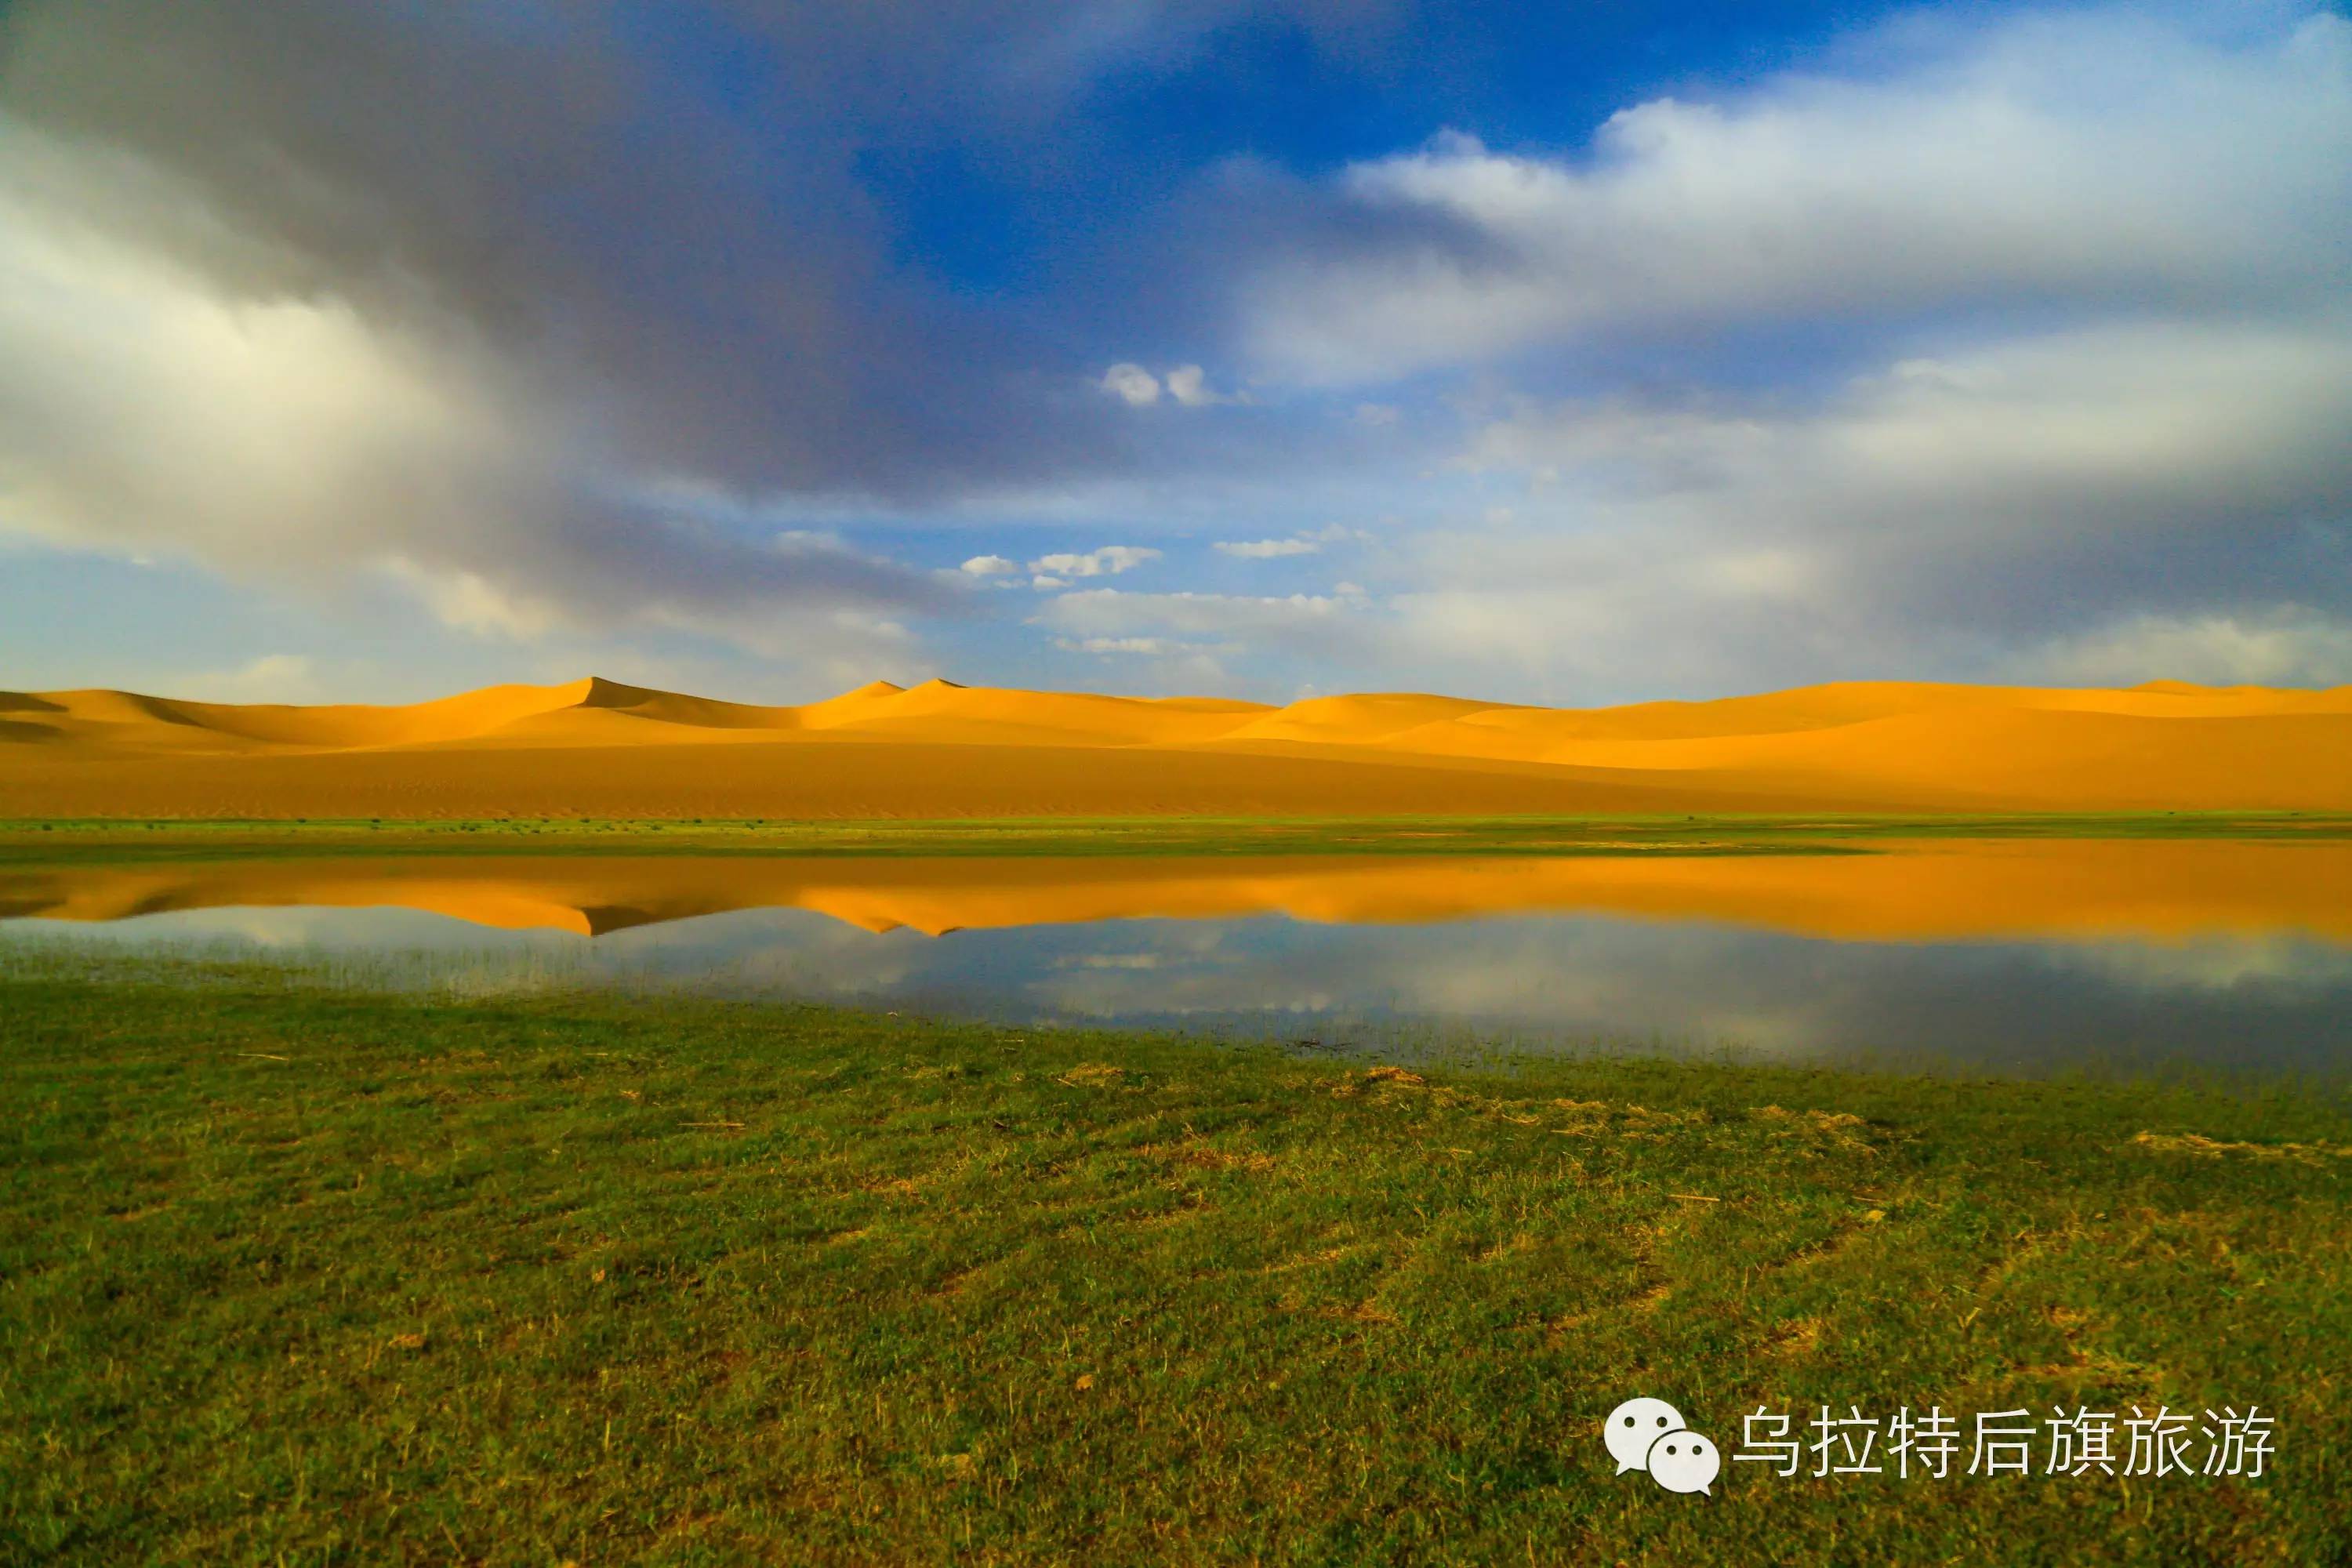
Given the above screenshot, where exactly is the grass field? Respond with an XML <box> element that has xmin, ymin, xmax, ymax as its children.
<box><xmin>4</xmin><ymin>967</ymin><xmax>2347</xmax><ymax>1563</ymax></box>
<box><xmin>5</xmin><ymin>811</ymin><xmax>2350</xmax><ymax>867</ymax></box>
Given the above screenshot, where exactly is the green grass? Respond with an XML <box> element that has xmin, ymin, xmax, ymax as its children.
<box><xmin>4</xmin><ymin>810</ymin><xmax>2348</xmax><ymax>866</ymax></box>
<box><xmin>4</xmin><ymin>971</ymin><xmax>2348</xmax><ymax>1564</ymax></box>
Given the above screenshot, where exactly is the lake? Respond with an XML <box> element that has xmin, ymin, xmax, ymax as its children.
<box><xmin>5</xmin><ymin>838</ymin><xmax>2349</xmax><ymax>1076</ymax></box>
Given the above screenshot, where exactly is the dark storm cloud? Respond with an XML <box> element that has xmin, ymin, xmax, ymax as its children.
<box><xmin>0</xmin><ymin>0</ymin><xmax>1440</xmax><ymax>648</ymax></box>
<box><xmin>0</xmin><ymin>0</ymin><xmax>1091</xmax><ymax>498</ymax></box>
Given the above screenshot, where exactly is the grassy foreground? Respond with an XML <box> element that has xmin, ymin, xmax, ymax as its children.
<box><xmin>4</xmin><ymin>975</ymin><xmax>2349</xmax><ymax>1564</ymax></box>
<box><xmin>5</xmin><ymin>810</ymin><xmax>2350</xmax><ymax>867</ymax></box>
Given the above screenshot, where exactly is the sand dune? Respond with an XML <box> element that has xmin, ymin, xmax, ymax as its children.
<box><xmin>2</xmin><ymin>674</ymin><xmax>2347</xmax><ymax>818</ymax></box>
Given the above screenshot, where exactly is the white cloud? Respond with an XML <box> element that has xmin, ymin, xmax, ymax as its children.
<box><xmin>182</xmin><ymin>653</ymin><xmax>321</xmax><ymax>703</ymax></box>
<box><xmin>1037</xmin><ymin>586</ymin><xmax>1361</xmax><ymax>644</ymax></box>
<box><xmin>1020</xmin><ymin>575</ymin><xmax>1391</xmax><ymax>692</ymax></box>
<box><xmin>1099</xmin><ymin>361</ymin><xmax>1240</xmax><ymax>408</ymax></box>
<box><xmin>399</xmin><ymin>567</ymin><xmax>564</xmax><ymax>641</ymax></box>
<box><xmin>1367</xmin><ymin>310</ymin><xmax>2352</xmax><ymax>695</ymax></box>
<box><xmin>1051</xmin><ymin>632</ymin><xmax>1237</xmax><ymax>691</ymax></box>
<box><xmin>1054</xmin><ymin>636</ymin><xmax>1185</xmax><ymax>655</ymax></box>
<box><xmin>1029</xmin><ymin>545</ymin><xmax>1163</xmax><ymax>578</ymax></box>
<box><xmin>1214</xmin><ymin>524</ymin><xmax>1365</xmax><ymax>559</ymax></box>
<box><xmin>670</xmin><ymin>604</ymin><xmax>924</xmax><ymax>681</ymax></box>
<box><xmin>0</xmin><ymin>145</ymin><xmax>511</xmax><ymax>567</ymax></box>
<box><xmin>1215</xmin><ymin>538</ymin><xmax>1320</xmax><ymax>558</ymax></box>
<box><xmin>1247</xmin><ymin>13</ymin><xmax>2352</xmax><ymax>382</ymax></box>
<box><xmin>0</xmin><ymin>125</ymin><xmax>952</xmax><ymax>651</ymax></box>
<box><xmin>1466</xmin><ymin>315</ymin><xmax>2352</xmax><ymax>543</ymax></box>
<box><xmin>960</xmin><ymin>554</ymin><xmax>1019</xmax><ymax>575</ymax></box>
<box><xmin>2031</xmin><ymin>608</ymin><xmax>2352</xmax><ymax>688</ymax></box>
<box><xmin>1098</xmin><ymin>361</ymin><xmax>1160</xmax><ymax>405</ymax></box>
<box><xmin>1165</xmin><ymin>364</ymin><xmax>1236</xmax><ymax>406</ymax></box>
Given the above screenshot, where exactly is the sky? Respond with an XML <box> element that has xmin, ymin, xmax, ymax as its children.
<box><xmin>1</xmin><ymin>0</ymin><xmax>2348</xmax><ymax>707</ymax></box>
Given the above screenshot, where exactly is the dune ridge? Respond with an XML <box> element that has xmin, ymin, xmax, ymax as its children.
<box><xmin>3</xmin><ymin>674</ymin><xmax>2348</xmax><ymax>818</ymax></box>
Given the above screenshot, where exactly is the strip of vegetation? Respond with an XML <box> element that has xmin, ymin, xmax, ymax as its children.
<box><xmin>3</xmin><ymin>810</ymin><xmax>2347</xmax><ymax>866</ymax></box>
<box><xmin>3</xmin><ymin>971</ymin><xmax>2345</xmax><ymax>1563</ymax></box>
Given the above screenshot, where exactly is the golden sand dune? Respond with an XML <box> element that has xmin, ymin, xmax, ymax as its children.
<box><xmin>7</xmin><ymin>842</ymin><xmax>2347</xmax><ymax>942</ymax></box>
<box><xmin>2</xmin><ymin>674</ymin><xmax>2347</xmax><ymax>818</ymax></box>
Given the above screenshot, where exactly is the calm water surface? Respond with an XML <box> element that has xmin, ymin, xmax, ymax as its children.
<box><xmin>5</xmin><ymin>840</ymin><xmax>2348</xmax><ymax>1076</ymax></box>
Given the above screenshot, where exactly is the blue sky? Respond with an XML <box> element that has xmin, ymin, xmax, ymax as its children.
<box><xmin>2</xmin><ymin>1</ymin><xmax>2347</xmax><ymax>705</ymax></box>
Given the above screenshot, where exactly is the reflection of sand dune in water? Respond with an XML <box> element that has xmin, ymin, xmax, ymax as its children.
<box><xmin>5</xmin><ymin>674</ymin><xmax>2350</xmax><ymax>816</ymax></box>
<box><xmin>7</xmin><ymin>842</ymin><xmax>2350</xmax><ymax>943</ymax></box>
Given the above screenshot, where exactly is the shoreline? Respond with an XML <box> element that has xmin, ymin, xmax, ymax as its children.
<box><xmin>5</xmin><ymin>811</ymin><xmax>2349</xmax><ymax>867</ymax></box>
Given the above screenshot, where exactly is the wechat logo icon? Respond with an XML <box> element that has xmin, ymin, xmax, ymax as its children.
<box><xmin>1605</xmin><ymin>1396</ymin><xmax>1721</xmax><ymax>1495</ymax></box>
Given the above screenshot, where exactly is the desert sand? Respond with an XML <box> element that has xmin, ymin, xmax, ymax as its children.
<box><xmin>3</xmin><ymin>674</ymin><xmax>2348</xmax><ymax>819</ymax></box>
